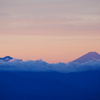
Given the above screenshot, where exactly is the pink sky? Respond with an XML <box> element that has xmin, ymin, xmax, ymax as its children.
<box><xmin>0</xmin><ymin>0</ymin><xmax>100</xmax><ymax>63</ymax></box>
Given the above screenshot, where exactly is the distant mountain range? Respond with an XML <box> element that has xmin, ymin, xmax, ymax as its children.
<box><xmin>72</xmin><ymin>52</ymin><xmax>100</xmax><ymax>63</ymax></box>
<box><xmin>0</xmin><ymin>52</ymin><xmax>100</xmax><ymax>100</ymax></box>
<box><xmin>0</xmin><ymin>52</ymin><xmax>100</xmax><ymax>63</ymax></box>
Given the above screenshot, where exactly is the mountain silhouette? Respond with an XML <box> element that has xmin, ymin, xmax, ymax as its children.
<box><xmin>0</xmin><ymin>54</ymin><xmax>100</xmax><ymax>100</ymax></box>
<box><xmin>72</xmin><ymin>52</ymin><xmax>100</xmax><ymax>63</ymax></box>
<box><xmin>0</xmin><ymin>71</ymin><xmax>100</xmax><ymax>100</ymax></box>
<box><xmin>0</xmin><ymin>56</ymin><xmax>13</xmax><ymax>62</ymax></box>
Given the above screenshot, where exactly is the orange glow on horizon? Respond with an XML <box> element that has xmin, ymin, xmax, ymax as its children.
<box><xmin>0</xmin><ymin>35</ymin><xmax>100</xmax><ymax>63</ymax></box>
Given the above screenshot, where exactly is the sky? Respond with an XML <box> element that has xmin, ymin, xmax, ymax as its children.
<box><xmin>0</xmin><ymin>0</ymin><xmax>100</xmax><ymax>63</ymax></box>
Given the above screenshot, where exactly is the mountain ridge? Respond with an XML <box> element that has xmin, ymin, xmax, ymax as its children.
<box><xmin>0</xmin><ymin>56</ymin><xmax>13</xmax><ymax>62</ymax></box>
<box><xmin>72</xmin><ymin>52</ymin><xmax>100</xmax><ymax>63</ymax></box>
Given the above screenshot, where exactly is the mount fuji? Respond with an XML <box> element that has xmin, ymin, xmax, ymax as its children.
<box><xmin>72</xmin><ymin>52</ymin><xmax>100</xmax><ymax>63</ymax></box>
<box><xmin>0</xmin><ymin>52</ymin><xmax>100</xmax><ymax>100</ymax></box>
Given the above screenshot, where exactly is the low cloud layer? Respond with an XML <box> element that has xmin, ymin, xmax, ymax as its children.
<box><xmin>0</xmin><ymin>58</ymin><xmax>100</xmax><ymax>73</ymax></box>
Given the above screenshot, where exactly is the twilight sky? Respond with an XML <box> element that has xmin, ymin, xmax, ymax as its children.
<box><xmin>0</xmin><ymin>0</ymin><xmax>100</xmax><ymax>63</ymax></box>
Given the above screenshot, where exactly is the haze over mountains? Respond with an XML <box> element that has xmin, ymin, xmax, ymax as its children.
<box><xmin>0</xmin><ymin>52</ymin><xmax>100</xmax><ymax>72</ymax></box>
<box><xmin>0</xmin><ymin>52</ymin><xmax>100</xmax><ymax>100</ymax></box>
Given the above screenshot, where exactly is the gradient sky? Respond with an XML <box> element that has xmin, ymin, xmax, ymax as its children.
<box><xmin>0</xmin><ymin>0</ymin><xmax>100</xmax><ymax>63</ymax></box>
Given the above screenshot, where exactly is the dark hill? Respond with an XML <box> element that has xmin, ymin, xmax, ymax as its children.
<box><xmin>0</xmin><ymin>70</ymin><xmax>100</xmax><ymax>100</ymax></box>
<box><xmin>0</xmin><ymin>56</ymin><xmax>13</xmax><ymax>62</ymax></box>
